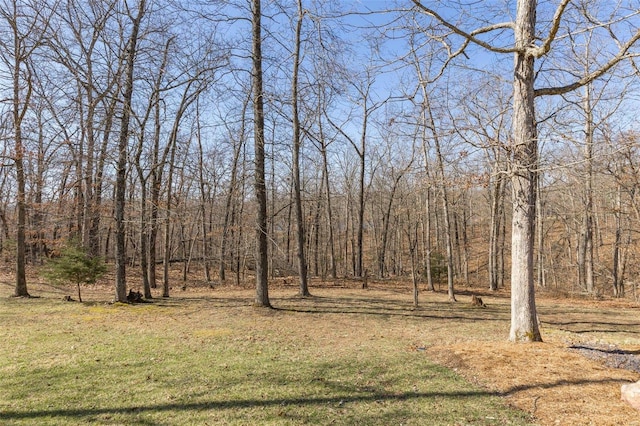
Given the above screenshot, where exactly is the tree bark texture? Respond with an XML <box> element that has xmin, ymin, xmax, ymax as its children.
<box><xmin>509</xmin><ymin>0</ymin><xmax>541</xmax><ymax>342</ymax></box>
<box><xmin>252</xmin><ymin>0</ymin><xmax>270</xmax><ymax>307</ymax></box>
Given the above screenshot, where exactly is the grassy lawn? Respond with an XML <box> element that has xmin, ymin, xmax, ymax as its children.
<box><xmin>0</xmin><ymin>284</ymin><xmax>533</xmax><ymax>425</ymax></box>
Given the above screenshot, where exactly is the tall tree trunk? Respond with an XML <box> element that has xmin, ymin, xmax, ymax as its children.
<box><xmin>284</xmin><ymin>176</ymin><xmax>293</xmax><ymax>266</ymax></box>
<box><xmin>316</xmin><ymin>96</ymin><xmax>337</xmax><ymax>279</ymax></box>
<box><xmin>149</xmin><ymin>175</ymin><xmax>160</xmax><ymax>289</ymax></box>
<box><xmin>147</xmin><ymin>38</ymin><xmax>173</xmax><ymax>289</ymax></box>
<box><xmin>115</xmin><ymin>0</ymin><xmax>145</xmax><ymax>303</ymax></box>
<box><xmin>536</xmin><ymin>172</ymin><xmax>546</xmax><ymax>288</ymax></box>
<box><xmin>422</xmin><ymin>91</ymin><xmax>455</xmax><ymax>302</ymax></box>
<box><xmin>30</xmin><ymin>110</ymin><xmax>46</xmax><ymax>264</ymax></box>
<box><xmin>134</xmin><ymin>126</ymin><xmax>151</xmax><ymax>298</ymax></box>
<box><xmin>348</xmin><ymin>193</ymin><xmax>356</xmax><ymax>276</ymax></box>
<box><xmin>195</xmin><ymin>106</ymin><xmax>211</xmax><ymax>283</ymax></box>
<box><xmin>162</xmin><ymin>135</ymin><xmax>177</xmax><ymax>298</ymax></box>
<box><xmin>509</xmin><ymin>0</ymin><xmax>541</xmax><ymax>342</ymax></box>
<box><xmin>434</xmin><ymin>141</ymin><xmax>455</xmax><ymax>302</ymax></box>
<box><xmin>139</xmin><ymin>185</ymin><xmax>151</xmax><ymax>298</ymax></box>
<box><xmin>92</xmin><ymin>94</ymin><xmax>118</xmax><ymax>259</ymax></box>
<box><xmin>292</xmin><ymin>0</ymin><xmax>310</xmax><ymax>296</ymax></box>
<box><xmin>252</xmin><ymin>0</ymin><xmax>270</xmax><ymax>307</ymax></box>
<box><xmin>220</xmin><ymin>129</ymin><xmax>244</xmax><ymax>283</ymax></box>
<box><xmin>160</xmin><ymin>81</ymin><xmax>201</xmax><ymax>296</ymax></box>
<box><xmin>461</xmin><ymin>196</ymin><xmax>470</xmax><ymax>286</ymax></box>
<box><xmin>13</xmin><ymin>50</ymin><xmax>30</xmax><ymax>298</ymax></box>
<box><xmin>234</xmin><ymin>165</ymin><xmax>247</xmax><ymax>287</ymax></box>
<box><xmin>489</xmin><ymin>162</ymin><xmax>504</xmax><ymax>291</ymax></box>
<box><xmin>407</xmin><ymin>221</ymin><xmax>419</xmax><ymax>307</ymax></box>
<box><xmin>612</xmin><ymin>180</ymin><xmax>623</xmax><ymax>297</ymax></box>
<box><xmin>579</xmin><ymin>83</ymin><xmax>595</xmax><ymax>295</ymax></box>
<box><xmin>73</xmin><ymin>121</ymin><xmax>84</xmax><ymax>241</ymax></box>
<box><xmin>377</xmin><ymin>170</ymin><xmax>408</xmax><ymax>279</ymax></box>
<box><xmin>411</xmin><ymin>50</ymin><xmax>436</xmax><ymax>293</ymax></box>
<box><xmin>321</xmin><ymin>145</ymin><xmax>337</xmax><ymax>279</ymax></box>
<box><xmin>82</xmin><ymin>85</ymin><xmax>96</xmax><ymax>254</ymax></box>
<box><xmin>5</xmin><ymin>0</ymin><xmax>47</xmax><ymax>297</ymax></box>
<box><xmin>423</xmin><ymin>184</ymin><xmax>435</xmax><ymax>292</ymax></box>
<box><xmin>312</xmin><ymin>179</ymin><xmax>322</xmax><ymax>277</ymax></box>
<box><xmin>133</xmin><ymin>129</ymin><xmax>152</xmax><ymax>298</ymax></box>
<box><xmin>356</xmin><ymin>146</ymin><xmax>365</xmax><ymax>278</ymax></box>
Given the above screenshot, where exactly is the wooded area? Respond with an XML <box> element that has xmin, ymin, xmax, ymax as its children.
<box><xmin>2</xmin><ymin>0</ymin><xmax>640</xmax><ymax>342</ymax></box>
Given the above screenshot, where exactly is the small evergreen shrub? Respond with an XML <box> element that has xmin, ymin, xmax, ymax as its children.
<box><xmin>43</xmin><ymin>242</ymin><xmax>107</xmax><ymax>302</ymax></box>
<box><xmin>424</xmin><ymin>250</ymin><xmax>447</xmax><ymax>283</ymax></box>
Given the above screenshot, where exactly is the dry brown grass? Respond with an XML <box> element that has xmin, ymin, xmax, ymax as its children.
<box><xmin>429</xmin><ymin>340</ymin><xmax>639</xmax><ymax>426</ymax></box>
<box><xmin>418</xmin><ymin>289</ymin><xmax>640</xmax><ymax>426</ymax></box>
<box><xmin>4</xmin><ymin>268</ymin><xmax>640</xmax><ymax>425</ymax></box>
<box><xmin>262</xmin><ymin>279</ymin><xmax>640</xmax><ymax>425</ymax></box>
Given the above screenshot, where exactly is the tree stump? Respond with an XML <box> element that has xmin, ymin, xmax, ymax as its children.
<box><xmin>127</xmin><ymin>289</ymin><xmax>144</xmax><ymax>303</ymax></box>
<box><xmin>471</xmin><ymin>295</ymin><xmax>486</xmax><ymax>307</ymax></box>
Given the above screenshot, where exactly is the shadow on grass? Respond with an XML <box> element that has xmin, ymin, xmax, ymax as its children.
<box><xmin>499</xmin><ymin>377</ymin><xmax>632</xmax><ymax>396</ymax></box>
<box><xmin>1</xmin><ymin>377</ymin><xmax>626</xmax><ymax>422</ymax></box>
<box><xmin>272</xmin><ymin>295</ymin><xmax>511</xmax><ymax>323</ymax></box>
<box><xmin>146</xmin><ymin>296</ymin><xmax>254</xmax><ymax>309</ymax></box>
<box><xmin>557</xmin><ymin>327</ymin><xmax>640</xmax><ymax>335</ymax></box>
<box><xmin>541</xmin><ymin>319</ymin><xmax>640</xmax><ymax>334</ymax></box>
<box><xmin>0</xmin><ymin>389</ymin><xmax>492</xmax><ymax>421</ymax></box>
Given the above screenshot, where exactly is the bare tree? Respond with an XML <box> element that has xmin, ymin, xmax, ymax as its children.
<box><xmin>604</xmin><ymin>131</ymin><xmax>640</xmax><ymax>297</ymax></box>
<box><xmin>454</xmin><ymin>76</ymin><xmax>511</xmax><ymax>292</ymax></box>
<box><xmin>0</xmin><ymin>0</ymin><xmax>54</xmax><ymax>297</ymax></box>
<box><xmin>407</xmin><ymin>41</ymin><xmax>456</xmax><ymax>300</ymax></box>
<box><xmin>147</xmin><ymin>37</ymin><xmax>175</xmax><ymax>291</ymax></box>
<box><xmin>46</xmin><ymin>0</ymin><xmax>122</xmax><ymax>256</ymax></box>
<box><xmin>578</xmin><ymin>83</ymin><xmax>595</xmax><ymax>295</ymax></box>
<box><xmin>327</xmin><ymin>69</ymin><xmax>384</xmax><ymax>278</ymax></box>
<box><xmin>219</xmin><ymin>91</ymin><xmax>250</xmax><ymax>283</ymax></box>
<box><xmin>411</xmin><ymin>0</ymin><xmax>640</xmax><ymax>341</ymax></box>
<box><xmin>194</xmin><ymin>100</ymin><xmax>212</xmax><ymax>283</ymax></box>
<box><xmin>131</xmin><ymin>35</ymin><xmax>174</xmax><ymax>299</ymax></box>
<box><xmin>317</xmin><ymin>118</ymin><xmax>337</xmax><ymax>279</ymax></box>
<box><xmin>303</xmin><ymin>92</ymin><xmax>338</xmax><ymax>279</ymax></box>
<box><xmin>291</xmin><ymin>0</ymin><xmax>310</xmax><ymax>296</ymax></box>
<box><xmin>161</xmin><ymin>78</ymin><xmax>207</xmax><ymax>297</ymax></box>
<box><xmin>405</xmin><ymin>216</ymin><xmax>419</xmax><ymax>307</ymax></box>
<box><xmin>373</xmin><ymin>135</ymin><xmax>414</xmax><ymax>280</ymax></box>
<box><xmin>252</xmin><ymin>0</ymin><xmax>270</xmax><ymax>307</ymax></box>
<box><xmin>114</xmin><ymin>0</ymin><xmax>146</xmax><ymax>303</ymax></box>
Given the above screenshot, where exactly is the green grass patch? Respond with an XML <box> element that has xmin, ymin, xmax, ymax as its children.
<box><xmin>0</xmin><ymin>292</ymin><xmax>532</xmax><ymax>425</ymax></box>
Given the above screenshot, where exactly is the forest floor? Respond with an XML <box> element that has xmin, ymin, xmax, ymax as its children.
<box><xmin>1</xmin><ymin>268</ymin><xmax>640</xmax><ymax>425</ymax></box>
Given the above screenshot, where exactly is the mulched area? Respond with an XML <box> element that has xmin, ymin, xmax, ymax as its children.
<box><xmin>571</xmin><ymin>344</ymin><xmax>640</xmax><ymax>373</ymax></box>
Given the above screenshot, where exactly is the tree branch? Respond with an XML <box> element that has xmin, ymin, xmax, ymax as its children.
<box><xmin>535</xmin><ymin>27</ymin><xmax>640</xmax><ymax>97</ymax></box>
<box><xmin>411</xmin><ymin>0</ymin><xmax>516</xmax><ymax>54</ymax></box>
<box><xmin>529</xmin><ymin>0</ymin><xmax>571</xmax><ymax>58</ymax></box>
